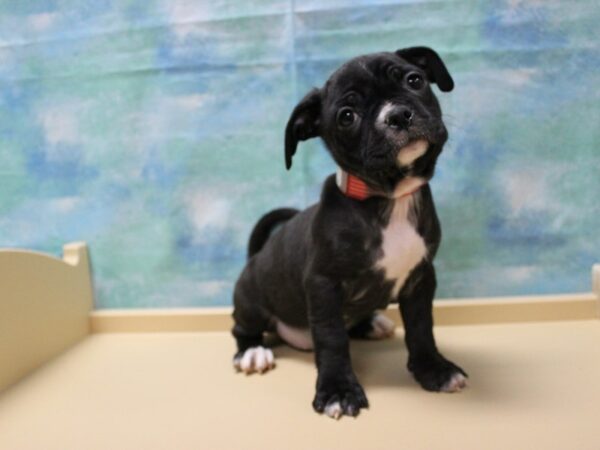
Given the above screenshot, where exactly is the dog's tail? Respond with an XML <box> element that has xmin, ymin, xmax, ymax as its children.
<box><xmin>247</xmin><ymin>208</ymin><xmax>299</xmax><ymax>259</ymax></box>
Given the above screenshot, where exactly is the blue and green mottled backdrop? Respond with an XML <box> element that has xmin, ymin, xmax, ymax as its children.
<box><xmin>0</xmin><ymin>1</ymin><xmax>598</xmax><ymax>308</ymax></box>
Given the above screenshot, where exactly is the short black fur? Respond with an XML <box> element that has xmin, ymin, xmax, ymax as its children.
<box><xmin>232</xmin><ymin>47</ymin><xmax>467</xmax><ymax>418</ymax></box>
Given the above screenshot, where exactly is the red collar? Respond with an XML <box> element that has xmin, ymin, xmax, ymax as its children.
<box><xmin>335</xmin><ymin>168</ymin><xmax>425</xmax><ymax>201</ymax></box>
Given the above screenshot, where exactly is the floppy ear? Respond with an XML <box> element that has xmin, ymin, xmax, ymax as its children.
<box><xmin>284</xmin><ymin>88</ymin><xmax>321</xmax><ymax>170</ymax></box>
<box><xmin>395</xmin><ymin>47</ymin><xmax>454</xmax><ymax>92</ymax></box>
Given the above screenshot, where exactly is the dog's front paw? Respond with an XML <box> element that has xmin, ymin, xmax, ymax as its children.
<box><xmin>233</xmin><ymin>346</ymin><xmax>275</xmax><ymax>374</ymax></box>
<box><xmin>408</xmin><ymin>355</ymin><xmax>468</xmax><ymax>393</ymax></box>
<box><xmin>312</xmin><ymin>374</ymin><xmax>369</xmax><ymax>419</ymax></box>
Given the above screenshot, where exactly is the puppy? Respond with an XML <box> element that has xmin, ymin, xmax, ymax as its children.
<box><xmin>232</xmin><ymin>47</ymin><xmax>467</xmax><ymax>419</ymax></box>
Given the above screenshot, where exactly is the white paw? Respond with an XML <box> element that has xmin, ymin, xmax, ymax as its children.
<box><xmin>366</xmin><ymin>313</ymin><xmax>396</xmax><ymax>339</ymax></box>
<box><xmin>233</xmin><ymin>346</ymin><xmax>275</xmax><ymax>374</ymax></box>
<box><xmin>324</xmin><ymin>401</ymin><xmax>343</xmax><ymax>420</ymax></box>
<box><xmin>441</xmin><ymin>372</ymin><xmax>467</xmax><ymax>392</ymax></box>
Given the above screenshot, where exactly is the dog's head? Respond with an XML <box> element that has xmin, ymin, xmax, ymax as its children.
<box><xmin>285</xmin><ymin>47</ymin><xmax>453</xmax><ymax>192</ymax></box>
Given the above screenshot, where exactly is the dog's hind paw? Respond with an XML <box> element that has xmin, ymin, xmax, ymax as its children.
<box><xmin>366</xmin><ymin>313</ymin><xmax>396</xmax><ymax>340</ymax></box>
<box><xmin>233</xmin><ymin>346</ymin><xmax>275</xmax><ymax>374</ymax></box>
<box><xmin>348</xmin><ymin>312</ymin><xmax>396</xmax><ymax>340</ymax></box>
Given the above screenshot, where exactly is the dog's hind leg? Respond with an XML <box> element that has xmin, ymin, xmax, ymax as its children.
<box><xmin>275</xmin><ymin>320</ymin><xmax>313</xmax><ymax>351</ymax></box>
<box><xmin>232</xmin><ymin>271</ymin><xmax>275</xmax><ymax>374</ymax></box>
<box><xmin>348</xmin><ymin>312</ymin><xmax>396</xmax><ymax>340</ymax></box>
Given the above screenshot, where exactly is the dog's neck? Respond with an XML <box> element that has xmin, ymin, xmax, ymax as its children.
<box><xmin>335</xmin><ymin>167</ymin><xmax>426</xmax><ymax>201</ymax></box>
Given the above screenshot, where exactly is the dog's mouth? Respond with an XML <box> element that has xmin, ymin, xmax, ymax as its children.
<box><xmin>364</xmin><ymin>137</ymin><xmax>429</xmax><ymax>170</ymax></box>
<box><xmin>395</xmin><ymin>139</ymin><xmax>429</xmax><ymax>167</ymax></box>
<box><xmin>353</xmin><ymin>120</ymin><xmax>447</xmax><ymax>191</ymax></box>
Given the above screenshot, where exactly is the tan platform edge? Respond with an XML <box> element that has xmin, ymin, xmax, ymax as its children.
<box><xmin>0</xmin><ymin>242</ymin><xmax>93</xmax><ymax>392</ymax></box>
<box><xmin>1</xmin><ymin>243</ymin><xmax>599</xmax><ymax>450</ymax></box>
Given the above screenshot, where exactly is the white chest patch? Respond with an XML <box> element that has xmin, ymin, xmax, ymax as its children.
<box><xmin>377</xmin><ymin>194</ymin><xmax>427</xmax><ymax>298</ymax></box>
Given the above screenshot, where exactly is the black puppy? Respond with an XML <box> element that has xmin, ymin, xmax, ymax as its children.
<box><xmin>232</xmin><ymin>47</ymin><xmax>467</xmax><ymax>419</ymax></box>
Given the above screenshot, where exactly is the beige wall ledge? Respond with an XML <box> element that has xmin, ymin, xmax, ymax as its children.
<box><xmin>90</xmin><ymin>292</ymin><xmax>600</xmax><ymax>333</ymax></box>
<box><xmin>2</xmin><ymin>243</ymin><xmax>599</xmax><ymax>449</ymax></box>
<box><xmin>0</xmin><ymin>242</ymin><xmax>94</xmax><ymax>392</ymax></box>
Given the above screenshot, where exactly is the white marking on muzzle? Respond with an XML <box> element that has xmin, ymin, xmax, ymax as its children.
<box><xmin>396</xmin><ymin>139</ymin><xmax>428</xmax><ymax>167</ymax></box>
<box><xmin>377</xmin><ymin>103</ymin><xmax>429</xmax><ymax>167</ymax></box>
<box><xmin>376</xmin><ymin>101</ymin><xmax>395</xmax><ymax>127</ymax></box>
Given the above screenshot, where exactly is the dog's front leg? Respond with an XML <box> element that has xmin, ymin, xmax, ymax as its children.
<box><xmin>399</xmin><ymin>262</ymin><xmax>468</xmax><ymax>392</ymax></box>
<box><xmin>306</xmin><ymin>274</ymin><xmax>368</xmax><ymax>419</ymax></box>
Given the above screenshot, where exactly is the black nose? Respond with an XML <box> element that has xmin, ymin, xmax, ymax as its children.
<box><xmin>385</xmin><ymin>106</ymin><xmax>413</xmax><ymax>129</ymax></box>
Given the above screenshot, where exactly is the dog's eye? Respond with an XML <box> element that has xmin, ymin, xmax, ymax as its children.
<box><xmin>406</xmin><ymin>72</ymin><xmax>425</xmax><ymax>90</ymax></box>
<box><xmin>337</xmin><ymin>107</ymin><xmax>356</xmax><ymax>127</ymax></box>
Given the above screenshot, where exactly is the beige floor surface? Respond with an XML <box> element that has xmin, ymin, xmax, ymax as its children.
<box><xmin>0</xmin><ymin>320</ymin><xmax>599</xmax><ymax>450</ymax></box>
